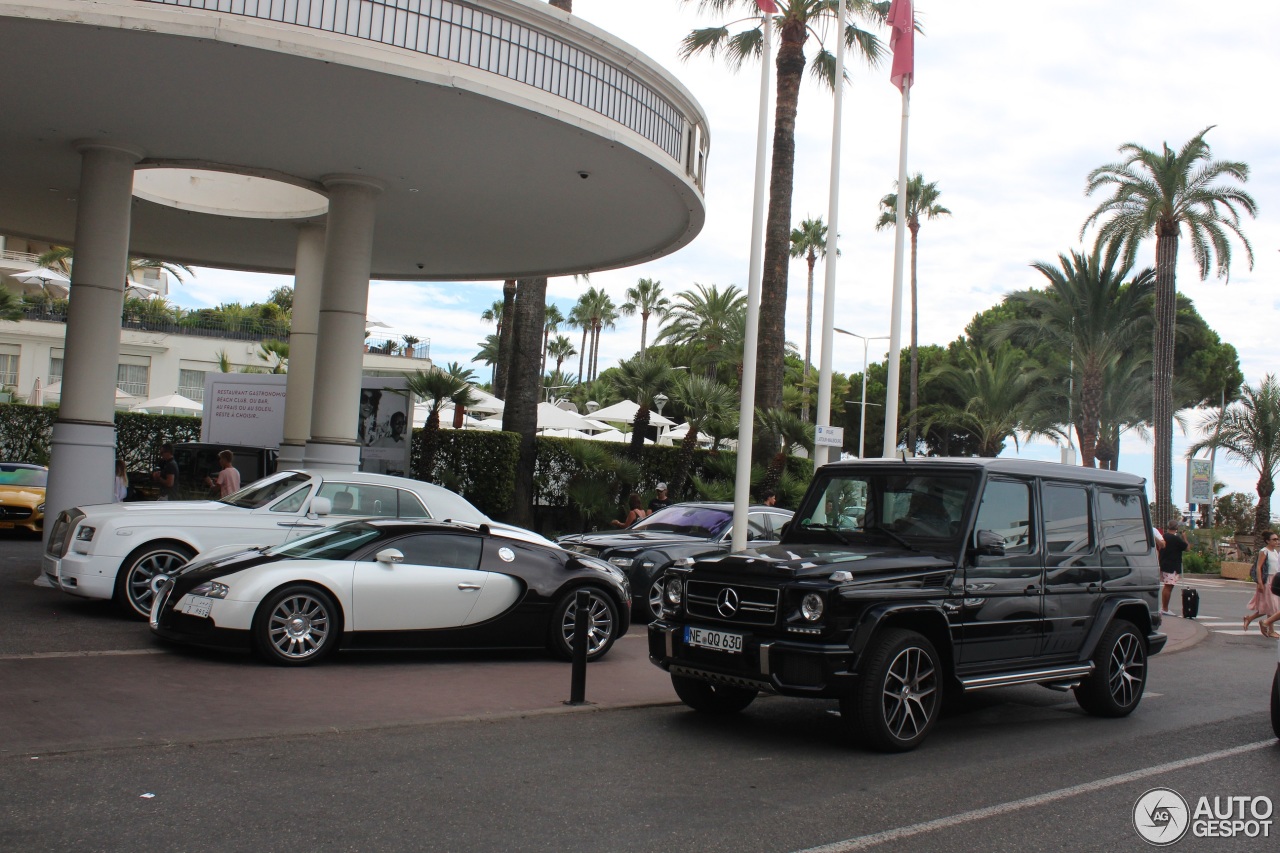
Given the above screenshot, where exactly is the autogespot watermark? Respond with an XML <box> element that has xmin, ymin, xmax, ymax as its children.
<box><xmin>1134</xmin><ymin>787</ymin><xmax>1274</xmax><ymax>845</ymax></box>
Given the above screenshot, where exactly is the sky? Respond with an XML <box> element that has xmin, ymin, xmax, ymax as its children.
<box><xmin>170</xmin><ymin>0</ymin><xmax>1280</xmax><ymax>507</ymax></box>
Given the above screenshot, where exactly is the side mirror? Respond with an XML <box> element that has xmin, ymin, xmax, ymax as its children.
<box><xmin>309</xmin><ymin>496</ymin><xmax>332</xmax><ymax>518</ymax></box>
<box><xmin>376</xmin><ymin>548</ymin><xmax>404</xmax><ymax>564</ymax></box>
<box><xmin>973</xmin><ymin>529</ymin><xmax>1006</xmax><ymax>557</ymax></box>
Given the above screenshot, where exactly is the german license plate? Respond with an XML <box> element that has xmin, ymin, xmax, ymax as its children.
<box><xmin>180</xmin><ymin>596</ymin><xmax>213</xmax><ymax>619</ymax></box>
<box><xmin>685</xmin><ymin>626</ymin><xmax>743</xmax><ymax>654</ymax></box>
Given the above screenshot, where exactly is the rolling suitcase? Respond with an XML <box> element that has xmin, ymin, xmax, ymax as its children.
<box><xmin>1181</xmin><ymin>587</ymin><xmax>1200</xmax><ymax>619</ymax></box>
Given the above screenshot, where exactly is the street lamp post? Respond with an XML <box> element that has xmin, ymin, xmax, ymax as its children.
<box><xmin>835</xmin><ymin>328</ymin><xmax>889</xmax><ymax>458</ymax></box>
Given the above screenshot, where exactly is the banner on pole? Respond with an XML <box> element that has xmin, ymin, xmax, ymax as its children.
<box><xmin>1186</xmin><ymin>458</ymin><xmax>1213</xmax><ymax>505</ymax></box>
<box><xmin>887</xmin><ymin>0</ymin><xmax>914</xmax><ymax>91</ymax></box>
<box><xmin>755</xmin><ymin>0</ymin><xmax>779</xmax><ymax>13</ymax></box>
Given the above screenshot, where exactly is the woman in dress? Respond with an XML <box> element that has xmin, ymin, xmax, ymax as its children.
<box><xmin>113</xmin><ymin>459</ymin><xmax>129</xmax><ymax>502</ymax></box>
<box><xmin>610</xmin><ymin>493</ymin><xmax>649</xmax><ymax>528</ymax></box>
<box><xmin>1244</xmin><ymin>531</ymin><xmax>1280</xmax><ymax>638</ymax></box>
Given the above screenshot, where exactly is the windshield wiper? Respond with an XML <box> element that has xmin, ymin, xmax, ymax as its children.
<box><xmin>864</xmin><ymin>523</ymin><xmax>918</xmax><ymax>552</ymax></box>
<box><xmin>799</xmin><ymin>521</ymin><xmax>857</xmax><ymax>546</ymax></box>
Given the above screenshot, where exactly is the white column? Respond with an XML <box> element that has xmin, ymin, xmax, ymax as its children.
<box><xmin>303</xmin><ymin>176</ymin><xmax>382</xmax><ymax>471</ymax></box>
<box><xmin>44</xmin><ymin>141</ymin><xmax>143</xmax><ymax>543</ymax></box>
<box><xmin>278</xmin><ymin>222</ymin><xmax>325</xmax><ymax>468</ymax></box>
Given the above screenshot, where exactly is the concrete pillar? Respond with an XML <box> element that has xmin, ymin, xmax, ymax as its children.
<box><xmin>303</xmin><ymin>176</ymin><xmax>382</xmax><ymax>471</ymax></box>
<box><xmin>278</xmin><ymin>222</ymin><xmax>325</xmax><ymax>469</ymax></box>
<box><xmin>44</xmin><ymin>141</ymin><xmax>144</xmax><ymax>542</ymax></box>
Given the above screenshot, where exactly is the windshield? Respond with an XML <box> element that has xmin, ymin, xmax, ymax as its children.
<box><xmin>219</xmin><ymin>472</ymin><xmax>312</xmax><ymax>509</ymax></box>
<box><xmin>0</xmin><ymin>465</ymin><xmax>47</xmax><ymax>487</ymax></box>
<box><xmin>633</xmin><ymin>505</ymin><xmax>733</xmax><ymax>539</ymax></box>
<box><xmin>266</xmin><ymin>523</ymin><xmax>382</xmax><ymax>560</ymax></box>
<box><xmin>792</xmin><ymin>470</ymin><xmax>976</xmax><ymax>544</ymax></box>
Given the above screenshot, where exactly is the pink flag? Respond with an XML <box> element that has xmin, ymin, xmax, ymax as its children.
<box><xmin>755</xmin><ymin>0</ymin><xmax>779</xmax><ymax>13</ymax></box>
<box><xmin>887</xmin><ymin>0</ymin><xmax>914</xmax><ymax>91</ymax></box>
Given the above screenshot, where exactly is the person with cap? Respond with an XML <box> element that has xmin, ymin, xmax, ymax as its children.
<box><xmin>648</xmin><ymin>482</ymin><xmax>672</xmax><ymax>513</ymax></box>
<box><xmin>1158</xmin><ymin>521</ymin><xmax>1188</xmax><ymax>616</ymax></box>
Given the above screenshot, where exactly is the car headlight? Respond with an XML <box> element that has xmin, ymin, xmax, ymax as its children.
<box><xmin>801</xmin><ymin>593</ymin><xmax>824</xmax><ymax>622</ymax></box>
<box><xmin>75</xmin><ymin>526</ymin><xmax>96</xmax><ymax>542</ymax></box>
<box><xmin>665</xmin><ymin>578</ymin><xmax>683</xmax><ymax>606</ymax></box>
<box><xmin>608</xmin><ymin>556</ymin><xmax>634</xmax><ymax>568</ymax></box>
<box><xmin>189</xmin><ymin>581</ymin><xmax>229</xmax><ymax>599</ymax></box>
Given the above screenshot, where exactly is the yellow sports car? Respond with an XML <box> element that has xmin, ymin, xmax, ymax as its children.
<box><xmin>0</xmin><ymin>463</ymin><xmax>47</xmax><ymax>535</ymax></box>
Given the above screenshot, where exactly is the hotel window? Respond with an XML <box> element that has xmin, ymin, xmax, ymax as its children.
<box><xmin>178</xmin><ymin>368</ymin><xmax>206</xmax><ymax>402</ymax></box>
<box><xmin>117</xmin><ymin>356</ymin><xmax>151</xmax><ymax>398</ymax></box>
<box><xmin>0</xmin><ymin>345</ymin><xmax>18</xmax><ymax>387</ymax></box>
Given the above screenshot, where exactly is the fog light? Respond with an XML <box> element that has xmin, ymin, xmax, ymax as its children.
<box><xmin>801</xmin><ymin>593</ymin><xmax>824</xmax><ymax>622</ymax></box>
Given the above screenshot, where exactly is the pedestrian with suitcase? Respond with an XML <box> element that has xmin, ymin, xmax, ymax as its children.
<box><xmin>1158</xmin><ymin>521</ymin><xmax>1187</xmax><ymax>617</ymax></box>
<box><xmin>1245</xmin><ymin>531</ymin><xmax>1280</xmax><ymax>638</ymax></box>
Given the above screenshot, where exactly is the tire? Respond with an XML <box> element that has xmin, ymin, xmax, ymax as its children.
<box><xmin>1074</xmin><ymin>620</ymin><xmax>1147</xmax><ymax>717</ymax></box>
<box><xmin>841</xmin><ymin>628</ymin><xmax>941</xmax><ymax>752</ymax></box>
<box><xmin>548</xmin><ymin>586</ymin><xmax>620</xmax><ymax>662</ymax></box>
<box><xmin>671</xmin><ymin>674</ymin><xmax>757</xmax><ymax>714</ymax></box>
<box><xmin>1270</xmin><ymin>664</ymin><xmax>1279</xmax><ymax>740</ymax></box>
<box><xmin>252</xmin><ymin>585</ymin><xmax>341</xmax><ymax>666</ymax></box>
<box><xmin>114</xmin><ymin>541</ymin><xmax>195</xmax><ymax>620</ymax></box>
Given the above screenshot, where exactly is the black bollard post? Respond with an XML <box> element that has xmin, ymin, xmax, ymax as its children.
<box><xmin>566</xmin><ymin>588</ymin><xmax>591</xmax><ymax>706</ymax></box>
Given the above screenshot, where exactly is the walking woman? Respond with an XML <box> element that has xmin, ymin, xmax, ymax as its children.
<box><xmin>1244</xmin><ymin>531</ymin><xmax>1280</xmax><ymax>638</ymax></box>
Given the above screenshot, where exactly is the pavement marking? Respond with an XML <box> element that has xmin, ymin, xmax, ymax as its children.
<box><xmin>794</xmin><ymin>740</ymin><xmax>1274</xmax><ymax>853</ymax></box>
<box><xmin>0</xmin><ymin>648</ymin><xmax>164</xmax><ymax>661</ymax></box>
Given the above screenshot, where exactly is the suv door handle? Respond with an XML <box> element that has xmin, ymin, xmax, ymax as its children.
<box><xmin>1025</xmin><ymin>585</ymin><xmax>1042</xmax><ymax>594</ymax></box>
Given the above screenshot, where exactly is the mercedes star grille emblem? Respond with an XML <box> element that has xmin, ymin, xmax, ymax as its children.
<box><xmin>716</xmin><ymin>587</ymin><xmax>740</xmax><ymax>617</ymax></box>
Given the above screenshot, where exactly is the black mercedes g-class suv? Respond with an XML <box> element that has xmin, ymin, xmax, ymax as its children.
<box><xmin>648</xmin><ymin>458</ymin><xmax>1166</xmax><ymax>751</ymax></box>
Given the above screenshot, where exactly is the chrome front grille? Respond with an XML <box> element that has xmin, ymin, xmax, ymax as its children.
<box><xmin>685</xmin><ymin>580</ymin><xmax>779</xmax><ymax>626</ymax></box>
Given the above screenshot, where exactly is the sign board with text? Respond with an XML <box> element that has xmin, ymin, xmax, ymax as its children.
<box><xmin>1186</xmin><ymin>458</ymin><xmax>1213</xmax><ymax>504</ymax></box>
<box><xmin>815</xmin><ymin>425</ymin><xmax>844</xmax><ymax>448</ymax></box>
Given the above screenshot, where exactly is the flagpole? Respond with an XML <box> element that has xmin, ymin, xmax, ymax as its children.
<box><xmin>814</xmin><ymin>0</ymin><xmax>846</xmax><ymax>473</ymax></box>
<box><xmin>881</xmin><ymin>81</ymin><xmax>910</xmax><ymax>457</ymax></box>
<box><xmin>732</xmin><ymin>7</ymin><xmax>772</xmax><ymax>552</ymax></box>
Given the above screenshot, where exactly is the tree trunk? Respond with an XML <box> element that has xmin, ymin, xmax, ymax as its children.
<box><xmin>1152</xmin><ymin>224</ymin><xmax>1179</xmax><ymax>527</ymax></box>
<box><xmin>502</xmin><ymin>277</ymin><xmax>547</xmax><ymax>528</ymax></box>
<box><xmin>672</xmin><ymin>426</ymin><xmax>700</xmax><ymax>499</ymax></box>
<box><xmin>801</xmin><ymin>251</ymin><xmax>815</xmax><ymax>423</ymax></box>
<box><xmin>908</xmin><ymin>221</ymin><xmax>920</xmax><ymax>453</ymax></box>
<box><xmin>640</xmin><ymin>311</ymin><xmax>650</xmax><ymax>357</ymax></box>
<box><xmin>1078</xmin><ymin>366</ymin><xmax>1101</xmax><ymax>468</ymax></box>
<box><xmin>754</xmin><ymin>28</ymin><xmax>806</xmax><ymax>430</ymax></box>
<box><xmin>495</xmin><ymin>279</ymin><xmax>516</xmax><ymax>398</ymax></box>
<box><xmin>576</xmin><ymin>325</ymin><xmax>588</xmax><ymax>384</ymax></box>
<box><xmin>629</xmin><ymin>407</ymin><xmax>651</xmax><ymax>457</ymax></box>
<box><xmin>589</xmin><ymin>321</ymin><xmax>601</xmax><ymax>382</ymax></box>
<box><xmin>1254</xmin><ymin>473</ymin><xmax>1274</xmax><ymax>533</ymax></box>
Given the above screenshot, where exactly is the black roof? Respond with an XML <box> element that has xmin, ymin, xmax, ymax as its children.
<box><xmin>819</xmin><ymin>457</ymin><xmax>1146</xmax><ymax>488</ymax></box>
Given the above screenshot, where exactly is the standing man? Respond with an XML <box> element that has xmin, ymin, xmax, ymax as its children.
<box><xmin>151</xmin><ymin>443</ymin><xmax>179</xmax><ymax>501</ymax></box>
<box><xmin>648</xmin><ymin>482</ymin><xmax>672</xmax><ymax>513</ymax></box>
<box><xmin>1159</xmin><ymin>521</ymin><xmax>1188</xmax><ymax>616</ymax></box>
<box><xmin>205</xmin><ymin>449</ymin><xmax>241</xmax><ymax>498</ymax></box>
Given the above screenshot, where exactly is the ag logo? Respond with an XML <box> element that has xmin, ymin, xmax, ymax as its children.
<box><xmin>1134</xmin><ymin>787</ymin><xmax>1190</xmax><ymax>846</ymax></box>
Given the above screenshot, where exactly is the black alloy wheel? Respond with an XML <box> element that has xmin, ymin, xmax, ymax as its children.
<box><xmin>549</xmin><ymin>586</ymin><xmax>620</xmax><ymax>662</ymax></box>
<box><xmin>842</xmin><ymin>628</ymin><xmax>941</xmax><ymax>752</ymax></box>
<box><xmin>115</xmin><ymin>542</ymin><xmax>195</xmax><ymax>620</ymax></box>
<box><xmin>1074</xmin><ymin>620</ymin><xmax>1147</xmax><ymax>717</ymax></box>
<box><xmin>252</xmin><ymin>584</ymin><xmax>341</xmax><ymax>666</ymax></box>
<box><xmin>671</xmin><ymin>674</ymin><xmax>757</xmax><ymax>714</ymax></box>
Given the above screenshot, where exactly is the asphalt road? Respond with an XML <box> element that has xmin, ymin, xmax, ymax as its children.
<box><xmin>2</xmin><ymin>533</ymin><xmax>1277</xmax><ymax>852</ymax></box>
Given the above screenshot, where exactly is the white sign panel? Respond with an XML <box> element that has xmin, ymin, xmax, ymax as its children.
<box><xmin>201</xmin><ymin>374</ymin><xmax>288</xmax><ymax>448</ymax></box>
<box><xmin>815</xmin><ymin>425</ymin><xmax>844</xmax><ymax>448</ymax></box>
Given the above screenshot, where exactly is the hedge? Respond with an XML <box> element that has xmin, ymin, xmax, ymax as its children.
<box><xmin>0</xmin><ymin>404</ymin><xmax>201</xmax><ymax>469</ymax></box>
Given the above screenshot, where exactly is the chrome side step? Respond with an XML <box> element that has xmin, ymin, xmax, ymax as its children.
<box><xmin>959</xmin><ymin>664</ymin><xmax>1094</xmax><ymax>692</ymax></box>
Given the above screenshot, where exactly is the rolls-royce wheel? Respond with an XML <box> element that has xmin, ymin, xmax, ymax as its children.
<box><xmin>671</xmin><ymin>674</ymin><xmax>757</xmax><ymax>714</ymax></box>
<box><xmin>115</xmin><ymin>541</ymin><xmax>195</xmax><ymax>620</ymax></box>
<box><xmin>549</xmin><ymin>586</ymin><xmax>620</xmax><ymax>662</ymax></box>
<box><xmin>842</xmin><ymin>628</ymin><xmax>941</xmax><ymax>752</ymax></box>
<box><xmin>642</xmin><ymin>576</ymin><xmax>666</xmax><ymax>623</ymax></box>
<box><xmin>252</xmin><ymin>585</ymin><xmax>341</xmax><ymax>666</ymax></box>
<box><xmin>1075</xmin><ymin>620</ymin><xmax>1146</xmax><ymax>717</ymax></box>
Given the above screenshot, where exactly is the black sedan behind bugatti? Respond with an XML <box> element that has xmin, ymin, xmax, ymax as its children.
<box><xmin>150</xmin><ymin>519</ymin><xmax>631</xmax><ymax>666</ymax></box>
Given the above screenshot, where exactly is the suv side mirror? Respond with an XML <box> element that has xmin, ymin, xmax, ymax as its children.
<box><xmin>972</xmin><ymin>529</ymin><xmax>1006</xmax><ymax>557</ymax></box>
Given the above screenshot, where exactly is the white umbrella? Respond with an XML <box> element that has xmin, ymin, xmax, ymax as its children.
<box><xmin>463</xmin><ymin>386</ymin><xmax>505</xmax><ymax>415</ymax></box>
<box><xmin>8</xmin><ymin>268</ymin><xmax>70</xmax><ymax>297</ymax></box>
<box><xmin>588</xmin><ymin>399</ymin><xmax>676</xmax><ymax>428</ymax></box>
<box><xmin>589</xmin><ymin>429</ymin><xmax>628</xmax><ymax>443</ymax></box>
<box><xmin>539</xmin><ymin>428</ymin><xmax>596</xmax><ymax>440</ymax></box>
<box><xmin>42</xmin><ymin>381</ymin><xmax>137</xmax><ymax>404</ymax></box>
<box><xmin>129</xmin><ymin>392</ymin><xmax>203</xmax><ymax>414</ymax></box>
<box><xmin>536</xmin><ymin>402</ymin><xmax>601</xmax><ymax>431</ymax></box>
<box><xmin>29</xmin><ymin>377</ymin><xmax>41</xmax><ymax>406</ymax></box>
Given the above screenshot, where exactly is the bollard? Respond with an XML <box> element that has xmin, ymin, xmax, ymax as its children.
<box><xmin>565</xmin><ymin>588</ymin><xmax>591</xmax><ymax>706</ymax></box>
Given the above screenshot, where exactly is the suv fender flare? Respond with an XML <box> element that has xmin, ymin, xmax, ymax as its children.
<box><xmin>1078</xmin><ymin>597</ymin><xmax>1153</xmax><ymax>662</ymax></box>
<box><xmin>848</xmin><ymin>602</ymin><xmax>955</xmax><ymax>674</ymax></box>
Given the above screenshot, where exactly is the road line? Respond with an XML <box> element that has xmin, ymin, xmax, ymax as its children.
<box><xmin>794</xmin><ymin>740</ymin><xmax>1274</xmax><ymax>853</ymax></box>
<box><xmin>0</xmin><ymin>648</ymin><xmax>164</xmax><ymax>661</ymax></box>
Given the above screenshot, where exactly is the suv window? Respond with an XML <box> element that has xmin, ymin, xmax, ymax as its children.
<box><xmin>1043</xmin><ymin>483</ymin><xmax>1097</xmax><ymax>566</ymax></box>
<box><xmin>974</xmin><ymin>478</ymin><xmax>1033</xmax><ymax>562</ymax></box>
<box><xmin>1098</xmin><ymin>489</ymin><xmax>1149</xmax><ymax>554</ymax></box>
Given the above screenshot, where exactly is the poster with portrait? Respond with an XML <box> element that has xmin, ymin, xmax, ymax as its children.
<box><xmin>359</xmin><ymin>377</ymin><xmax>412</xmax><ymax>476</ymax></box>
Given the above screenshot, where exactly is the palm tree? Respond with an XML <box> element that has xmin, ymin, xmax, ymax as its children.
<box><xmin>1082</xmin><ymin>126</ymin><xmax>1256</xmax><ymax>525</ymax></box>
<box><xmin>443</xmin><ymin>361</ymin><xmax>480</xmax><ymax>428</ymax></box>
<box><xmin>257</xmin><ymin>340</ymin><xmax>289</xmax><ymax>374</ymax></box>
<box><xmin>547</xmin><ymin>334</ymin><xmax>577</xmax><ymax>376</ymax></box>
<box><xmin>474</xmin><ymin>334</ymin><xmax>500</xmax><ymax>385</ymax></box>
<box><xmin>589</xmin><ymin>292</ymin><xmax>618</xmax><ymax>383</ymax></box>
<box><xmin>1191</xmin><ymin>375</ymin><xmax>1280</xmax><ymax>533</ymax></box>
<box><xmin>493</xmin><ymin>283</ymin><xmax>516</xmax><ymax>398</ymax></box>
<box><xmin>619</xmin><ymin>277</ymin><xmax>671</xmax><ymax>358</ymax></box>
<box><xmin>996</xmin><ymin>243</ymin><xmax>1154</xmax><ymax>467</ymax></box>
<box><xmin>672</xmin><ymin>374</ymin><xmax>736</xmax><ymax>497</ymax></box>
<box><xmin>875</xmin><ymin>173</ymin><xmax>951</xmax><ymax>452</ymax></box>
<box><xmin>36</xmin><ymin>246</ymin><xmax>195</xmax><ymax>284</ymax></box>
<box><xmin>755</xmin><ymin>406</ymin><xmax>814</xmax><ymax>493</ymax></box>
<box><xmin>567</xmin><ymin>294</ymin><xmax>593</xmax><ymax>386</ymax></box>
<box><xmin>501</xmin><ymin>276</ymin><xmax>546</xmax><ymax>526</ymax></box>
<box><xmin>1095</xmin><ymin>353</ymin><xmax>1153</xmax><ymax>471</ymax></box>
<box><xmin>541</xmin><ymin>303</ymin><xmax>564</xmax><ymax>376</ymax></box>
<box><xmin>919</xmin><ymin>344</ymin><xmax>1048</xmax><ymax>457</ymax></box>
<box><xmin>401</xmin><ymin>334</ymin><xmax>421</xmax><ymax>357</ymax></box>
<box><xmin>407</xmin><ymin>368</ymin><xmax>470</xmax><ymax>481</ymax></box>
<box><xmin>610</xmin><ymin>356</ymin><xmax>673</xmax><ymax>456</ymax></box>
<box><xmin>0</xmin><ymin>286</ymin><xmax>23</xmax><ymax>321</ymax></box>
<box><xmin>789</xmin><ymin>216</ymin><xmax>832</xmax><ymax>422</ymax></box>
<box><xmin>679</xmin><ymin>0</ymin><xmax>888</xmax><ymax>416</ymax></box>
<box><xmin>653</xmin><ymin>283</ymin><xmax>746</xmax><ymax>377</ymax></box>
